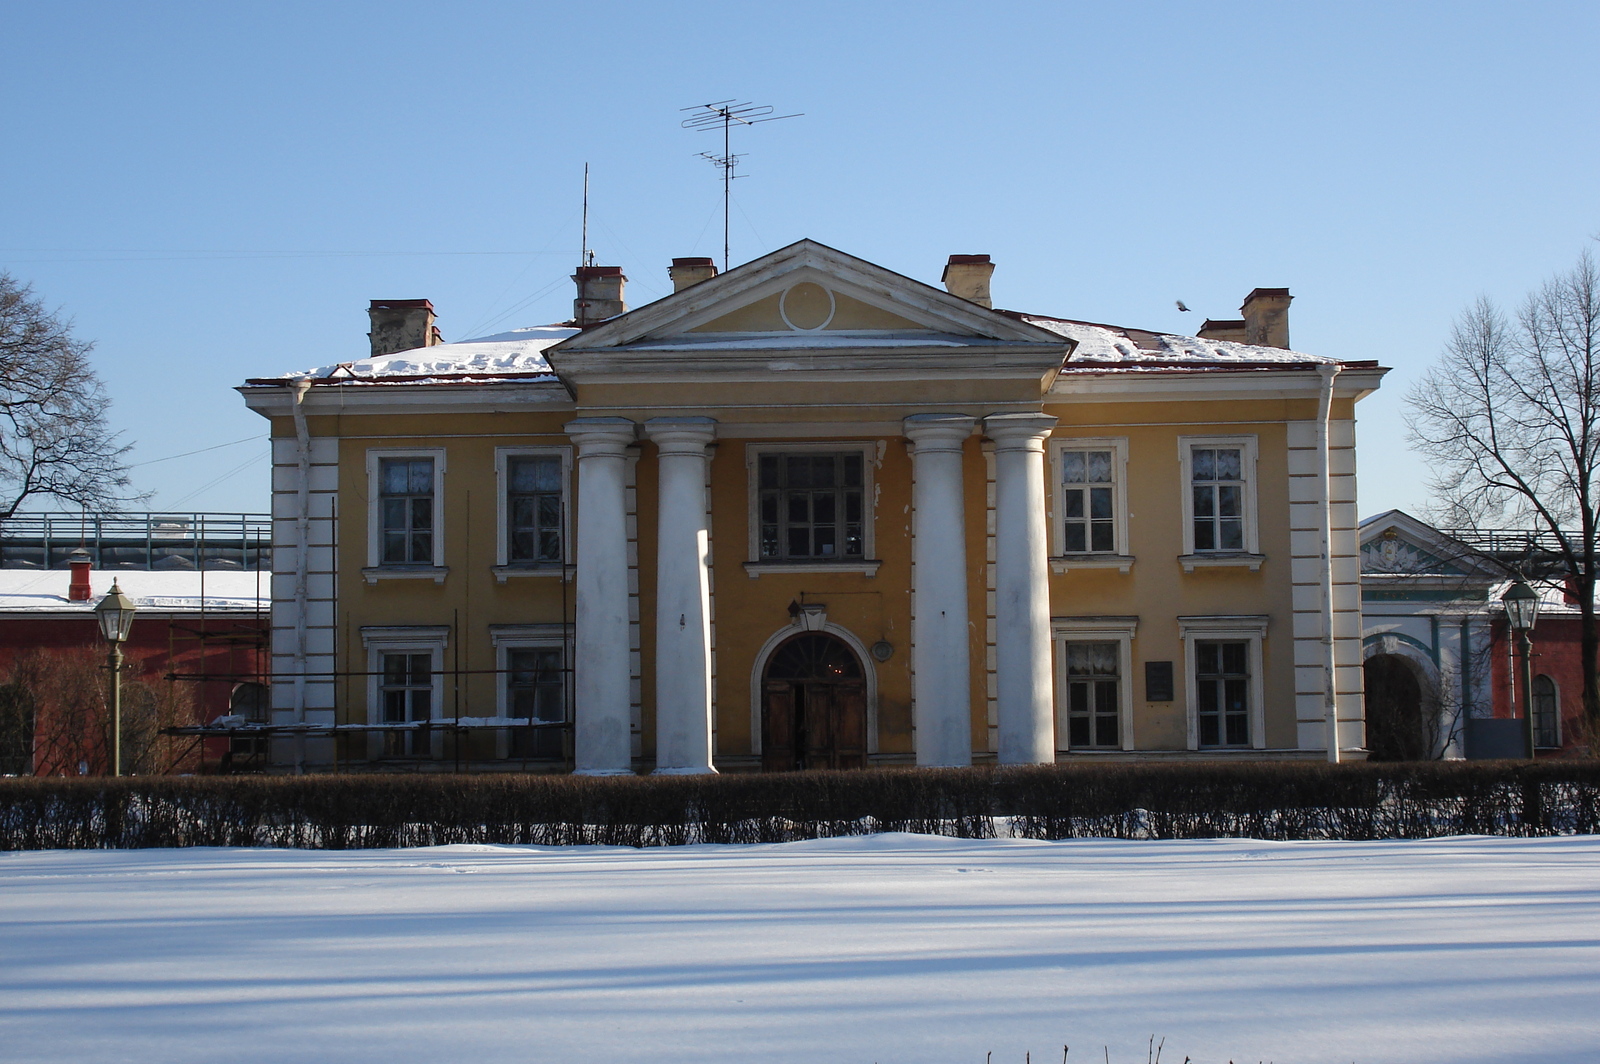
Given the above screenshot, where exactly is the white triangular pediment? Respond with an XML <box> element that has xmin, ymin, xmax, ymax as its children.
<box><xmin>1359</xmin><ymin>510</ymin><xmax>1502</xmax><ymax>579</ymax></box>
<box><xmin>550</xmin><ymin>239</ymin><xmax>1067</xmax><ymax>352</ymax></box>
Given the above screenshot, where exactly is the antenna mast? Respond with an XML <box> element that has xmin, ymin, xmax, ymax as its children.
<box><xmin>680</xmin><ymin>100</ymin><xmax>801</xmax><ymax>272</ymax></box>
<box><xmin>580</xmin><ymin>163</ymin><xmax>593</xmax><ymax>268</ymax></box>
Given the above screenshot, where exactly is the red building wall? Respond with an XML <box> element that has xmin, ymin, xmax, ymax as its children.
<box><xmin>1488</xmin><ymin>615</ymin><xmax>1590</xmax><ymax>756</ymax></box>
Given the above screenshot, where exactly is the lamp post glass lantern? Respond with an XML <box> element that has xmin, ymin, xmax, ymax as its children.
<box><xmin>94</xmin><ymin>582</ymin><xmax>137</xmax><ymax>776</ymax></box>
<box><xmin>1500</xmin><ymin>579</ymin><xmax>1540</xmax><ymax>759</ymax></box>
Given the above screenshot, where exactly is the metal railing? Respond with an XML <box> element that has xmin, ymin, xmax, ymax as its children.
<box><xmin>0</xmin><ymin>512</ymin><xmax>271</xmax><ymax>571</ymax></box>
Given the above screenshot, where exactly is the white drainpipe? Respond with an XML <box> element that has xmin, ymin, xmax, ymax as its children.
<box><xmin>1317</xmin><ymin>363</ymin><xmax>1342</xmax><ymax>763</ymax></box>
<box><xmin>290</xmin><ymin>378</ymin><xmax>312</xmax><ymax>773</ymax></box>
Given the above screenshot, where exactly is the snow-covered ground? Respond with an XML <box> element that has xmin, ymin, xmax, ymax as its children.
<box><xmin>2</xmin><ymin>835</ymin><xmax>1596</xmax><ymax>1063</ymax></box>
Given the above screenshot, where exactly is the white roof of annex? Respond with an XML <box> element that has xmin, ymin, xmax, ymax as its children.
<box><xmin>0</xmin><ymin>570</ymin><xmax>267</xmax><ymax>616</ymax></box>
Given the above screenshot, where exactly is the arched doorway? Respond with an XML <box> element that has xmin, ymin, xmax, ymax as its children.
<box><xmin>1363</xmin><ymin>654</ymin><xmax>1428</xmax><ymax>761</ymax></box>
<box><xmin>762</xmin><ymin>632</ymin><xmax>867</xmax><ymax>771</ymax></box>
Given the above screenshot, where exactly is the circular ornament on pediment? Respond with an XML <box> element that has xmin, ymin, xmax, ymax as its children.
<box><xmin>778</xmin><ymin>282</ymin><xmax>836</xmax><ymax>331</ymax></box>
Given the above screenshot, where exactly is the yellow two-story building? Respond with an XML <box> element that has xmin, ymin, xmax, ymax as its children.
<box><xmin>240</xmin><ymin>240</ymin><xmax>1383</xmax><ymax>772</ymax></box>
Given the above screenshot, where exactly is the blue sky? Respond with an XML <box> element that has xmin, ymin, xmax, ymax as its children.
<box><xmin>2</xmin><ymin>1</ymin><xmax>1596</xmax><ymax>517</ymax></box>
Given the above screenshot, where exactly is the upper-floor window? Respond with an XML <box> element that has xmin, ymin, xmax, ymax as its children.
<box><xmin>380</xmin><ymin>457</ymin><xmax>435</xmax><ymax>565</ymax></box>
<box><xmin>758</xmin><ymin>452</ymin><xmax>864</xmax><ymax>561</ymax></box>
<box><xmin>1061</xmin><ymin>449</ymin><xmax>1115</xmax><ymax>553</ymax></box>
<box><xmin>1178</xmin><ymin>436</ymin><xmax>1260</xmax><ymax>559</ymax></box>
<box><xmin>507</xmin><ymin>455</ymin><xmax>563</xmax><ymax>564</ymax></box>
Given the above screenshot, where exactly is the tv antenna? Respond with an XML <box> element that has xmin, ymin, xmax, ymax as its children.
<box><xmin>580</xmin><ymin>163</ymin><xmax>595</xmax><ymax>268</ymax></box>
<box><xmin>680</xmin><ymin>100</ymin><xmax>801</xmax><ymax>272</ymax></box>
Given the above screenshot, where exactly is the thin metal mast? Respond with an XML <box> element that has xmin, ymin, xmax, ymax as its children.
<box><xmin>680</xmin><ymin>101</ymin><xmax>801</xmax><ymax>272</ymax></box>
<box><xmin>580</xmin><ymin>163</ymin><xmax>592</xmax><ymax>268</ymax></box>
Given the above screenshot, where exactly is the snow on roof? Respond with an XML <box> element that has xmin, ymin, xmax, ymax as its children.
<box><xmin>267</xmin><ymin>326</ymin><xmax>578</xmax><ymax>384</ymax></box>
<box><xmin>1017</xmin><ymin>314</ymin><xmax>1337</xmax><ymax>368</ymax></box>
<box><xmin>0</xmin><ymin>569</ymin><xmax>266</xmax><ymax>614</ymax></box>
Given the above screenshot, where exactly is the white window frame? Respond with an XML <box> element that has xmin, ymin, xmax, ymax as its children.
<box><xmin>493</xmin><ymin>446</ymin><xmax>573</xmax><ymax>579</ymax></box>
<box><xmin>364</xmin><ymin>447</ymin><xmax>448</xmax><ymax>582</ymax></box>
<box><xmin>1049</xmin><ymin>437</ymin><xmax>1132</xmax><ymax>572</ymax></box>
<box><xmin>360</xmin><ymin>625</ymin><xmax>450</xmax><ymax>760</ymax></box>
<box><xmin>1177</xmin><ymin>435</ymin><xmax>1261</xmax><ymax>569</ymax></box>
<box><xmin>1051</xmin><ymin>616</ymin><xmax>1138</xmax><ymax>752</ymax></box>
<box><xmin>490</xmin><ymin>624</ymin><xmax>572</xmax><ymax>761</ymax></box>
<box><xmin>743</xmin><ymin>441</ymin><xmax>880</xmax><ymax>576</ymax></box>
<box><xmin>1178</xmin><ymin>615</ymin><xmax>1269</xmax><ymax>751</ymax></box>
<box><xmin>1532</xmin><ymin>672</ymin><xmax>1562</xmax><ymax>749</ymax></box>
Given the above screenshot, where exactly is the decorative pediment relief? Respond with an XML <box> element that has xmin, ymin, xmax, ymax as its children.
<box><xmin>687</xmin><ymin>283</ymin><xmax>925</xmax><ymax>334</ymax></box>
<box><xmin>1361</xmin><ymin>531</ymin><xmax>1467</xmax><ymax>575</ymax></box>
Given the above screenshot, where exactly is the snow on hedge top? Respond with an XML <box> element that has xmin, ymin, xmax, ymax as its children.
<box><xmin>278</xmin><ymin>326</ymin><xmax>578</xmax><ymax>382</ymax></box>
<box><xmin>1019</xmin><ymin>314</ymin><xmax>1335</xmax><ymax>367</ymax></box>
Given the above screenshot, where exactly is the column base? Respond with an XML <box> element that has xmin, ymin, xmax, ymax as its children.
<box><xmin>650</xmin><ymin>765</ymin><xmax>720</xmax><ymax>776</ymax></box>
<box><xmin>572</xmin><ymin>768</ymin><xmax>638</xmax><ymax>777</ymax></box>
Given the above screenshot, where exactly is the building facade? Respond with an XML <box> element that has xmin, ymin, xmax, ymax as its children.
<box><xmin>240</xmin><ymin>240</ymin><xmax>1385</xmax><ymax>772</ymax></box>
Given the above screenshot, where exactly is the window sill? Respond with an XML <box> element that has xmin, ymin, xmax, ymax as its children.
<box><xmin>1051</xmin><ymin>554</ymin><xmax>1135</xmax><ymax>574</ymax></box>
<box><xmin>492</xmin><ymin>565</ymin><xmax>571</xmax><ymax>584</ymax></box>
<box><xmin>744</xmin><ymin>560</ymin><xmax>882</xmax><ymax>578</ymax></box>
<box><xmin>362</xmin><ymin>566</ymin><xmax>449</xmax><ymax>585</ymax></box>
<box><xmin>1179</xmin><ymin>552</ymin><xmax>1265</xmax><ymax>573</ymax></box>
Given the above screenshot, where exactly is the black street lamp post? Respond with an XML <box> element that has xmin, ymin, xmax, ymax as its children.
<box><xmin>94</xmin><ymin>582</ymin><xmax>137</xmax><ymax>776</ymax></box>
<box><xmin>1500</xmin><ymin>579</ymin><xmax>1540</xmax><ymax>760</ymax></box>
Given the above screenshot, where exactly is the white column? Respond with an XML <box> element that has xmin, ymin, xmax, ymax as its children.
<box><xmin>565</xmin><ymin>418</ymin><xmax>638</xmax><ymax>775</ymax></box>
<box><xmin>644</xmin><ymin>417</ymin><xmax>717</xmax><ymax>775</ymax></box>
<box><xmin>984</xmin><ymin>412</ymin><xmax>1058</xmax><ymax>764</ymax></box>
<box><xmin>904</xmin><ymin>413</ymin><xmax>976</xmax><ymax>767</ymax></box>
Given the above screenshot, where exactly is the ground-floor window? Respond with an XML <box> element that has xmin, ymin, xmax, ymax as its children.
<box><xmin>1533</xmin><ymin>674</ymin><xmax>1560</xmax><ymax>749</ymax></box>
<box><xmin>1195</xmin><ymin>640</ymin><xmax>1250</xmax><ymax>747</ymax></box>
<box><xmin>1064</xmin><ymin>641</ymin><xmax>1120</xmax><ymax>748</ymax></box>
<box><xmin>380</xmin><ymin>652</ymin><xmax>433</xmax><ymax>757</ymax></box>
<box><xmin>506</xmin><ymin>646</ymin><xmax>566</xmax><ymax>759</ymax></box>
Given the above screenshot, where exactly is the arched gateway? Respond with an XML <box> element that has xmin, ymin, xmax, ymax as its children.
<box><xmin>1363</xmin><ymin>653</ymin><xmax>1429</xmax><ymax>761</ymax></box>
<box><xmin>761</xmin><ymin>632</ymin><xmax>867</xmax><ymax>771</ymax></box>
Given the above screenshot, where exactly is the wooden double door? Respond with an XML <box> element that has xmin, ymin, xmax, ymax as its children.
<box><xmin>761</xmin><ymin>632</ymin><xmax>867</xmax><ymax>772</ymax></box>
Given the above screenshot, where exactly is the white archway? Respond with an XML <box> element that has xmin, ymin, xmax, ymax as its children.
<box><xmin>749</xmin><ymin>617</ymin><xmax>879</xmax><ymax>757</ymax></box>
<box><xmin>1362</xmin><ymin>634</ymin><xmax>1452</xmax><ymax>758</ymax></box>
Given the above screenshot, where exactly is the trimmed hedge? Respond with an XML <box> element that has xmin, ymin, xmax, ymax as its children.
<box><xmin>1</xmin><ymin>760</ymin><xmax>1598</xmax><ymax>850</ymax></box>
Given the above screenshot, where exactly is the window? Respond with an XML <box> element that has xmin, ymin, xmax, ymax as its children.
<box><xmin>753</xmin><ymin>449</ymin><xmax>867</xmax><ymax>562</ymax></box>
<box><xmin>491</xmin><ymin>625</ymin><xmax>571</xmax><ymax>761</ymax></box>
<box><xmin>1195</xmin><ymin>641</ymin><xmax>1250</xmax><ymax>747</ymax></box>
<box><xmin>1061</xmin><ymin>450</ymin><xmax>1115</xmax><ymax>553</ymax></box>
<box><xmin>1179</xmin><ymin>615</ymin><xmax>1268</xmax><ymax>751</ymax></box>
<box><xmin>360</xmin><ymin>626</ymin><xmax>448</xmax><ymax>761</ymax></box>
<box><xmin>365</xmin><ymin>448</ymin><xmax>446</xmax><ymax>578</ymax></box>
<box><xmin>380</xmin><ymin>652</ymin><xmax>433</xmax><ymax>757</ymax></box>
<box><xmin>495</xmin><ymin>447</ymin><xmax>571</xmax><ymax>575</ymax></box>
<box><xmin>1178</xmin><ymin>436</ymin><xmax>1261</xmax><ymax>565</ymax></box>
<box><xmin>1064</xmin><ymin>642</ymin><xmax>1120</xmax><ymax>748</ymax></box>
<box><xmin>227</xmin><ymin>681</ymin><xmax>269</xmax><ymax>762</ymax></box>
<box><xmin>1533</xmin><ymin>674</ymin><xmax>1560</xmax><ymax>749</ymax></box>
<box><xmin>380</xmin><ymin>458</ymin><xmax>435</xmax><ymax>564</ymax></box>
<box><xmin>1191</xmin><ymin>448</ymin><xmax>1244</xmax><ymax>552</ymax></box>
<box><xmin>1051</xmin><ymin>616</ymin><xmax>1137</xmax><ymax>752</ymax></box>
<box><xmin>1049</xmin><ymin>438</ymin><xmax>1130</xmax><ymax>570</ymax></box>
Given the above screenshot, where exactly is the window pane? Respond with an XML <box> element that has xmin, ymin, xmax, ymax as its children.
<box><xmin>1217</xmin><ymin>485</ymin><xmax>1241</xmax><ymax>518</ymax></box>
<box><xmin>845</xmin><ymin>524</ymin><xmax>862</xmax><ymax>555</ymax></box>
<box><xmin>844</xmin><ymin>454</ymin><xmax>862</xmax><ymax>487</ymax></box>
<box><xmin>760</xmin><ymin>493</ymin><xmax>778</xmax><ymax>523</ymax></box>
<box><xmin>381</xmin><ymin>459</ymin><xmax>407</xmax><ymax>495</ymax></box>
<box><xmin>410</xmin><ymin>532</ymin><xmax>432</xmax><ymax>563</ymax></box>
<box><xmin>787</xmin><ymin>528</ymin><xmax>809</xmax><ymax>556</ymax></box>
<box><xmin>1068</xmin><ymin>715</ymin><xmax>1090</xmax><ymax>747</ymax></box>
<box><xmin>1193</xmin><ymin>485</ymin><xmax>1214</xmax><ymax>517</ymax></box>
<box><xmin>1090</xmin><ymin>522</ymin><xmax>1114</xmax><ymax>552</ymax></box>
<box><xmin>760</xmin><ymin>526</ymin><xmax>779</xmax><ymax>557</ymax></box>
<box><xmin>1222</xmin><ymin>643</ymin><xmax>1247</xmax><ymax>675</ymax></box>
<box><xmin>844</xmin><ymin>491</ymin><xmax>861</xmax><ymax>523</ymax></box>
<box><xmin>1220</xmin><ymin>519</ymin><xmax>1244</xmax><ymax>550</ymax></box>
<box><xmin>1063</xmin><ymin>489</ymin><xmax>1084</xmax><ymax>519</ymax></box>
<box><xmin>1192</xmin><ymin>448</ymin><xmax>1214</xmax><ymax>481</ymax></box>
<box><xmin>1086</xmin><ymin>451</ymin><xmax>1112</xmax><ymax>482</ymax></box>
<box><xmin>382</xmin><ymin>498</ymin><xmax>406</xmax><ymax>531</ymax></box>
<box><xmin>759</xmin><ymin>455</ymin><xmax>779</xmax><ymax>489</ymax></box>
<box><xmin>1061</xmin><ymin>451</ymin><xmax>1086</xmax><ymax>484</ymax></box>
<box><xmin>1216</xmin><ymin>449</ymin><xmax>1241</xmax><ymax>480</ymax></box>
<box><xmin>813</xmin><ymin>493</ymin><xmax>836</xmax><ymax>524</ymax></box>
<box><xmin>812</xmin><ymin>456</ymin><xmax>836</xmax><ymax>488</ymax></box>
<box><xmin>382</xmin><ymin>532</ymin><xmax>406</xmax><ymax>563</ymax></box>
<box><xmin>786</xmin><ymin>456</ymin><xmax>811</xmax><ymax>489</ymax></box>
<box><xmin>787</xmin><ymin>494</ymin><xmax>809</xmax><ymax>524</ymax></box>
<box><xmin>538</xmin><ymin>494</ymin><xmax>561</xmax><ymax>527</ymax></box>
<box><xmin>1194</xmin><ymin>519</ymin><xmax>1214</xmax><ymax>551</ymax></box>
<box><xmin>815</xmin><ymin>526</ymin><xmax>836</xmax><ymax>556</ymax></box>
<box><xmin>1197</xmin><ymin>642</ymin><xmax>1218</xmax><ymax>674</ymax></box>
<box><xmin>1090</xmin><ymin>487</ymin><xmax>1112</xmax><ymax>519</ymax></box>
<box><xmin>1064</xmin><ymin>525</ymin><xmax>1086</xmax><ymax>552</ymax></box>
<box><xmin>411</xmin><ymin>498</ymin><xmax>432</xmax><ymax>531</ymax></box>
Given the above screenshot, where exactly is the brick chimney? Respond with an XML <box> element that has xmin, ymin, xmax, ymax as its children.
<box><xmin>67</xmin><ymin>547</ymin><xmax>92</xmax><ymax>603</ymax></box>
<box><xmin>573</xmin><ymin>266</ymin><xmax>627</xmax><ymax>326</ymax></box>
<box><xmin>669</xmin><ymin>257</ymin><xmax>718</xmax><ymax>293</ymax></box>
<box><xmin>367</xmin><ymin>299</ymin><xmax>440</xmax><ymax>356</ymax></box>
<box><xmin>1241</xmin><ymin>288</ymin><xmax>1292</xmax><ymax>349</ymax></box>
<box><xmin>941</xmin><ymin>254</ymin><xmax>995</xmax><ymax>309</ymax></box>
<box><xmin>1197</xmin><ymin>318</ymin><xmax>1247</xmax><ymax>343</ymax></box>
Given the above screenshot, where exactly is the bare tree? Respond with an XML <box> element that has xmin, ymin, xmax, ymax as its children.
<box><xmin>0</xmin><ymin>272</ymin><xmax>139</xmax><ymax>517</ymax></box>
<box><xmin>1406</xmin><ymin>250</ymin><xmax>1600</xmax><ymax>741</ymax></box>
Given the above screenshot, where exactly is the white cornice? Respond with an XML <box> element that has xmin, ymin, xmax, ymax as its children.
<box><xmin>1047</xmin><ymin>366</ymin><xmax>1387</xmax><ymax>403</ymax></box>
<box><xmin>237</xmin><ymin>381</ymin><xmax>574</xmax><ymax>418</ymax></box>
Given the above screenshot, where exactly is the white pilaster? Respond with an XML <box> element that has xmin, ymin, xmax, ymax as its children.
<box><xmin>904</xmin><ymin>413</ymin><xmax>976</xmax><ymax>767</ymax></box>
<box><xmin>984</xmin><ymin>412</ymin><xmax>1058</xmax><ymax>764</ymax></box>
<box><xmin>644</xmin><ymin>417</ymin><xmax>718</xmax><ymax>775</ymax></box>
<box><xmin>566</xmin><ymin>418</ymin><xmax>638</xmax><ymax>775</ymax></box>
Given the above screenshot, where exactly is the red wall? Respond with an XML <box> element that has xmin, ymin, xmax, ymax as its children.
<box><xmin>1488</xmin><ymin>616</ymin><xmax>1590</xmax><ymax>756</ymax></box>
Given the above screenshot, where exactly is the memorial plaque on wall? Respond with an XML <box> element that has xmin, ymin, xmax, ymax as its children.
<box><xmin>1145</xmin><ymin>661</ymin><xmax>1174</xmax><ymax>702</ymax></box>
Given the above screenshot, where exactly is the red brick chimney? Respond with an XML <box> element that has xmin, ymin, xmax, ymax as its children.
<box><xmin>68</xmin><ymin>547</ymin><xmax>92</xmax><ymax>602</ymax></box>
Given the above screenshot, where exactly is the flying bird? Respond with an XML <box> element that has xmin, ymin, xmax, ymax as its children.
<box><xmin>1175</xmin><ymin>300</ymin><xmax>1192</xmax><ymax>312</ymax></box>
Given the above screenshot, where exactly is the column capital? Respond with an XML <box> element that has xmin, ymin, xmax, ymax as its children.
<box><xmin>565</xmin><ymin>417</ymin><xmax>637</xmax><ymax>456</ymax></box>
<box><xmin>643</xmin><ymin>416</ymin><xmax>717</xmax><ymax>454</ymax></box>
<box><xmin>983</xmin><ymin>412</ymin><xmax>1058</xmax><ymax>450</ymax></box>
<box><xmin>903</xmin><ymin>413</ymin><xmax>976</xmax><ymax>451</ymax></box>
